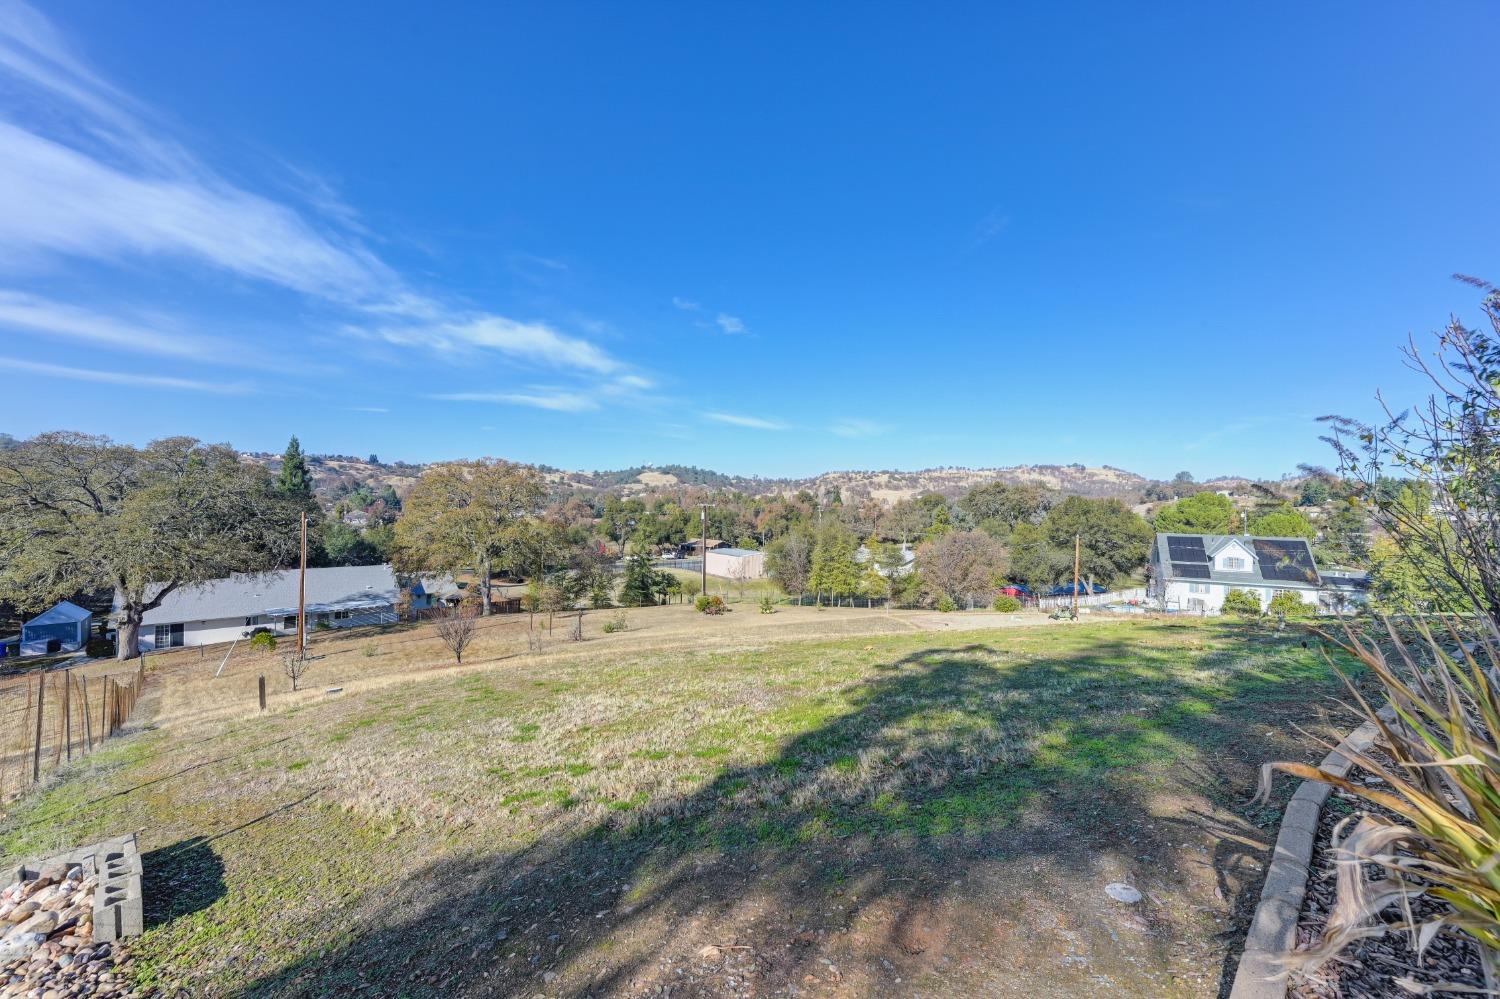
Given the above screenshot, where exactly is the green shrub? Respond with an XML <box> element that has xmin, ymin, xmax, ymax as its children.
<box><xmin>695</xmin><ymin>595</ymin><xmax>726</xmax><ymax>615</ymax></box>
<box><xmin>759</xmin><ymin>594</ymin><xmax>777</xmax><ymax>614</ymax></box>
<box><xmin>85</xmin><ymin>638</ymin><xmax>115</xmax><ymax>659</ymax></box>
<box><xmin>935</xmin><ymin>595</ymin><xmax>957</xmax><ymax>613</ymax></box>
<box><xmin>601</xmin><ymin>611</ymin><xmax>628</xmax><ymax>634</ymax></box>
<box><xmin>991</xmin><ymin>594</ymin><xmax>1022</xmax><ymax>613</ymax></box>
<box><xmin>1221</xmin><ymin>588</ymin><xmax>1262</xmax><ymax>616</ymax></box>
<box><xmin>1267</xmin><ymin>590</ymin><xmax>1313</xmax><ymax>618</ymax></box>
<box><xmin>248</xmin><ymin>631</ymin><xmax>277</xmax><ymax>653</ymax></box>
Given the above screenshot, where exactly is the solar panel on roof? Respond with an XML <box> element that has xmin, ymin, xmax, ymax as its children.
<box><xmin>1253</xmin><ymin>539</ymin><xmax>1318</xmax><ymax>583</ymax></box>
<box><xmin>1167</xmin><ymin>537</ymin><xmax>1208</xmax><ymax>562</ymax></box>
<box><xmin>1171</xmin><ymin>562</ymin><xmax>1211</xmax><ymax>579</ymax></box>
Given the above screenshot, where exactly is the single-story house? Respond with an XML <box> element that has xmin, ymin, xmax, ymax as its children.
<box><xmin>409</xmin><ymin>574</ymin><xmax>465</xmax><ymax>609</ymax></box>
<box><xmin>123</xmin><ymin>564</ymin><xmax>403</xmax><ymax>651</ymax></box>
<box><xmin>854</xmin><ymin>544</ymin><xmax>916</xmax><ymax>577</ymax></box>
<box><xmin>1149</xmin><ymin>533</ymin><xmax>1366</xmax><ymax>615</ymax></box>
<box><xmin>20</xmin><ymin>601</ymin><xmax>92</xmax><ymax>656</ymax></box>
<box><xmin>705</xmin><ymin>547</ymin><xmax>767</xmax><ymax>580</ymax></box>
<box><xmin>678</xmin><ymin>539</ymin><xmax>730</xmax><ymax>558</ymax></box>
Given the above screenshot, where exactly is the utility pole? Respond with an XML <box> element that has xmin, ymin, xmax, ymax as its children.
<box><xmin>297</xmin><ymin>511</ymin><xmax>308</xmax><ymax>655</ymax></box>
<box><xmin>1072</xmin><ymin>533</ymin><xmax>1082</xmax><ymax>619</ymax></box>
<box><xmin>698</xmin><ymin>502</ymin><xmax>713</xmax><ymax>597</ymax></box>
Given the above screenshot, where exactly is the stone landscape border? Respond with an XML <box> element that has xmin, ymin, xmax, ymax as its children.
<box><xmin>1227</xmin><ymin>709</ymin><xmax>1394</xmax><ymax>999</ymax></box>
<box><xmin>10</xmin><ymin>832</ymin><xmax>143</xmax><ymax>943</ymax></box>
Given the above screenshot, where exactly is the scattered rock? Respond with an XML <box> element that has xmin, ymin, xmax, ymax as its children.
<box><xmin>1104</xmin><ymin>883</ymin><xmax>1142</xmax><ymax>904</ymax></box>
<box><xmin>0</xmin><ymin>870</ymin><xmax>141</xmax><ymax>998</ymax></box>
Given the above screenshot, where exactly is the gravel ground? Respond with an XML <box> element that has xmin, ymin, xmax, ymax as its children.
<box><xmin>1288</xmin><ymin>769</ymin><xmax>1488</xmax><ymax>998</ymax></box>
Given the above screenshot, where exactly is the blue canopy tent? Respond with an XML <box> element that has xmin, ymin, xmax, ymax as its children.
<box><xmin>1045</xmin><ymin>582</ymin><xmax>1108</xmax><ymax>597</ymax></box>
<box><xmin>20</xmin><ymin>601</ymin><xmax>91</xmax><ymax>656</ymax></box>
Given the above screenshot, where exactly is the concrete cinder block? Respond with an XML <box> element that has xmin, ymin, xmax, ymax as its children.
<box><xmin>12</xmin><ymin>832</ymin><xmax>143</xmax><ymax>944</ymax></box>
<box><xmin>91</xmin><ymin>833</ymin><xmax>143</xmax><ymax>943</ymax></box>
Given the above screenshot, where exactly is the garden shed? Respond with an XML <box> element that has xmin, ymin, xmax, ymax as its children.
<box><xmin>20</xmin><ymin>600</ymin><xmax>92</xmax><ymax>656</ymax></box>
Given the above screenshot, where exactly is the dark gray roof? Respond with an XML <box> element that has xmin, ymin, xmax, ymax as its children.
<box><xmin>127</xmin><ymin>565</ymin><xmax>401</xmax><ymax>625</ymax></box>
<box><xmin>1154</xmin><ymin>533</ymin><xmax>1324</xmax><ymax>588</ymax></box>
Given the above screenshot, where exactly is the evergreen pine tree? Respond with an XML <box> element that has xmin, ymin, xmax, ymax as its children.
<box><xmin>619</xmin><ymin>550</ymin><xmax>663</xmax><ymax>607</ymax></box>
<box><xmin>277</xmin><ymin>436</ymin><xmax>315</xmax><ymax>502</ymax></box>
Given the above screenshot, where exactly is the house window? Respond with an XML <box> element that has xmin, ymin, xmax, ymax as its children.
<box><xmin>1222</xmin><ymin>557</ymin><xmax>1246</xmax><ymax>571</ymax></box>
<box><xmin>282</xmin><ymin>616</ymin><xmax>296</xmax><ymax>630</ymax></box>
<box><xmin>1187</xmin><ymin>598</ymin><xmax>1206</xmax><ymax>612</ymax></box>
<box><xmin>332</xmin><ymin>609</ymin><xmax>351</xmax><ymax>621</ymax></box>
<box><xmin>153</xmin><ymin>624</ymin><xmax>171</xmax><ymax>647</ymax></box>
<box><xmin>1188</xmin><ymin>582</ymin><xmax>1210</xmax><ymax>594</ymax></box>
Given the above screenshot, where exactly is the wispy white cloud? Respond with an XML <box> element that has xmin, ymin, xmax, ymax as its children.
<box><xmin>0</xmin><ymin>119</ymin><xmax>393</xmax><ymax>301</ymax></box>
<box><xmin>363</xmin><ymin>314</ymin><xmax>620</xmax><ymax>374</ymax></box>
<box><xmin>0</xmin><ymin>356</ymin><xmax>252</xmax><ymax>393</ymax></box>
<box><xmin>0</xmin><ymin>289</ymin><xmax>222</xmax><ymax>359</ymax></box>
<box><xmin>829</xmin><ymin>418</ymin><xmax>883</xmax><ymax>439</ymax></box>
<box><xmin>0</xmin><ymin>2</ymin><xmax>640</xmax><ymax>387</ymax></box>
<box><xmin>433</xmin><ymin>389</ymin><xmax>601</xmax><ymax>412</ymax></box>
<box><xmin>974</xmin><ymin>207</ymin><xmax>1011</xmax><ymax>245</ymax></box>
<box><xmin>343</xmin><ymin>405</ymin><xmax>389</xmax><ymax>414</ymax></box>
<box><xmin>674</xmin><ymin>296</ymin><xmax>748</xmax><ymax>335</ymax></box>
<box><xmin>702</xmin><ymin>411</ymin><xmax>788</xmax><ymax>430</ymax></box>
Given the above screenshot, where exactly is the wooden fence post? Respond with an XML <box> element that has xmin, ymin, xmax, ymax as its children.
<box><xmin>258</xmin><ymin>674</ymin><xmax>266</xmax><ymax>711</ymax></box>
<box><xmin>79</xmin><ymin>675</ymin><xmax>93</xmax><ymax>751</ymax></box>
<box><xmin>63</xmin><ymin>670</ymin><xmax>72</xmax><ymax>762</ymax></box>
<box><xmin>100</xmin><ymin>677</ymin><xmax>109</xmax><ymax>740</ymax></box>
<box><xmin>31</xmin><ymin>673</ymin><xmax>44</xmax><ymax>782</ymax></box>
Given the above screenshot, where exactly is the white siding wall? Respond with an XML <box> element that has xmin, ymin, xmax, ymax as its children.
<box><xmin>705</xmin><ymin>551</ymin><xmax>766</xmax><ymax>580</ymax></box>
<box><xmin>1161</xmin><ymin>581</ymin><xmax>1320</xmax><ymax>615</ymax></box>
<box><xmin>139</xmin><ymin>607</ymin><xmax>397</xmax><ymax>650</ymax></box>
<box><xmin>1213</xmin><ymin>540</ymin><xmax>1255</xmax><ymax>572</ymax></box>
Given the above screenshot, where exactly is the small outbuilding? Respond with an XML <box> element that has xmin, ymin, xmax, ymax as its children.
<box><xmin>705</xmin><ymin>547</ymin><xmax>767</xmax><ymax>581</ymax></box>
<box><xmin>21</xmin><ymin>601</ymin><xmax>92</xmax><ymax>656</ymax></box>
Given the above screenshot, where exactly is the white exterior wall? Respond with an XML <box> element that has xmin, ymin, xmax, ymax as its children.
<box><xmin>1161</xmin><ymin>581</ymin><xmax>1320</xmax><ymax>615</ymax></box>
<box><xmin>706</xmin><ymin>550</ymin><xmax>766</xmax><ymax>580</ymax></box>
<box><xmin>1212</xmin><ymin>540</ymin><xmax>1255</xmax><ymax>573</ymax></box>
<box><xmin>139</xmin><ymin>608</ymin><xmax>396</xmax><ymax>650</ymax></box>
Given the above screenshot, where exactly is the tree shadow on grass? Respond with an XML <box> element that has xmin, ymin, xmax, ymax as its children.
<box><xmin>239</xmin><ymin>629</ymin><xmax>1354</xmax><ymax>998</ymax></box>
<box><xmin>144</xmin><ymin>836</ymin><xmax>226</xmax><ymax>928</ymax></box>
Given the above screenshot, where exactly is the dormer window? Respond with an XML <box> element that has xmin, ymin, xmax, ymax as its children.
<box><xmin>1222</xmin><ymin>556</ymin><xmax>1246</xmax><ymax>571</ymax></box>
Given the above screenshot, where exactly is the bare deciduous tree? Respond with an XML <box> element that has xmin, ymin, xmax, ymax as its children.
<box><xmin>1315</xmin><ymin>280</ymin><xmax>1500</xmax><ymax>627</ymax></box>
<box><xmin>434</xmin><ymin>604</ymin><xmax>478</xmax><ymax>665</ymax></box>
<box><xmin>281</xmin><ymin>651</ymin><xmax>311</xmax><ymax>691</ymax></box>
<box><xmin>917</xmin><ymin>530</ymin><xmax>1007</xmax><ymax>608</ymax></box>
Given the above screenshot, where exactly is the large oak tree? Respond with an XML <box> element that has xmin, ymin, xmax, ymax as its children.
<box><xmin>0</xmin><ymin>433</ymin><xmax>303</xmax><ymax>659</ymax></box>
<box><xmin>393</xmin><ymin>459</ymin><xmax>543</xmax><ymax>615</ymax></box>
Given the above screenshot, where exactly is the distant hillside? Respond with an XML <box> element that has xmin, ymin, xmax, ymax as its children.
<box><xmin>238</xmin><ymin>449</ymin><xmax>1293</xmax><ymax>510</ymax></box>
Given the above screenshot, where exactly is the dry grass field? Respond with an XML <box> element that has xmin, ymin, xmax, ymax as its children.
<box><xmin>0</xmin><ymin>607</ymin><xmax>1361</xmax><ymax>997</ymax></box>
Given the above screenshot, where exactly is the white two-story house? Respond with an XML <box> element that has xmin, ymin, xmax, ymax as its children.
<box><xmin>1149</xmin><ymin>533</ymin><xmax>1368</xmax><ymax>615</ymax></box>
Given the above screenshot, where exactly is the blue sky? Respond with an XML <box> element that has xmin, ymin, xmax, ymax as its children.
<box><xmin>0</xmin><ymin>2</ymin><xmax>1495</xmax><ymax>480</ymax></box>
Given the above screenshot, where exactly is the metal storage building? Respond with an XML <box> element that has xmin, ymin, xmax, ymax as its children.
<box><xmin>20</xmin><ymin>600</ymin><xmax>92</xmax><ymax>656</ymax></box>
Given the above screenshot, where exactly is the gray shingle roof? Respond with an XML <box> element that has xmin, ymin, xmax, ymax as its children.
<box><xmin>1154</xmin><ymin>533</ymin><xmax>1323</xmax><ymax>588</ymax></box>
<box><xmin>128</xmin><ymin>565</ymin><xmax>401</xmax><ymax>625</ymax></box>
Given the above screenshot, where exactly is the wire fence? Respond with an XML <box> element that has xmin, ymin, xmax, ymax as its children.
<box><xmin>1035</xmin><ymin>586</ymin><xmax>1149</xmax><ymax>611</ymax></box>
<box><xmin>0</xmin><ymin>659</ymin><xmax>147</xmax><ymax>802</ymax></box>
